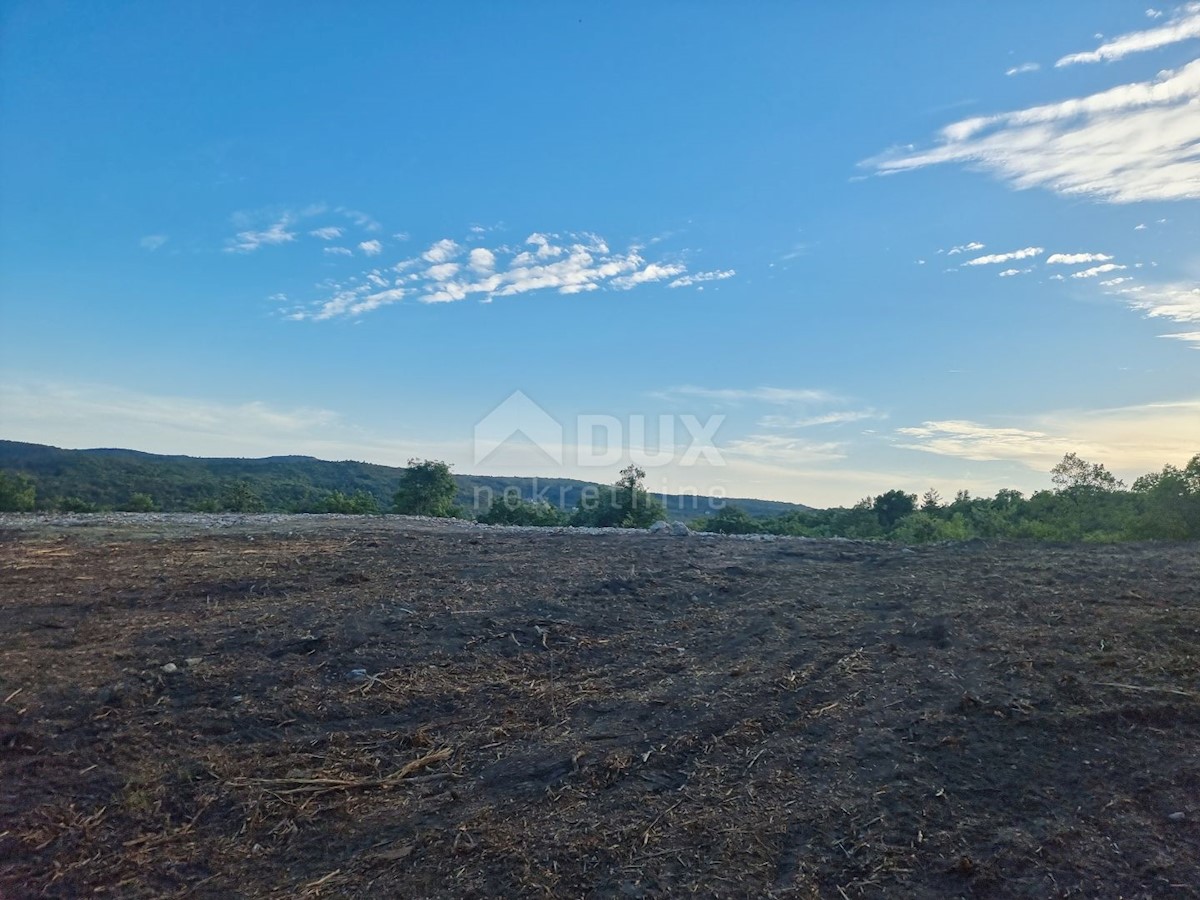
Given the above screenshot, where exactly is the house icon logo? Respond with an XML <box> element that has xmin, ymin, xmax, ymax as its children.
<box><xmin>473</xmin><ymin>390</ymin><xmax>564</xmax><ymax>466</ymax></box>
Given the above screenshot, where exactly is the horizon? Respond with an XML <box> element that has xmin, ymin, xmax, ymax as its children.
<box><xmin>2</xmin><ymin>3</ymin><xmax>1198</xmax><ymax>507</ymax></box>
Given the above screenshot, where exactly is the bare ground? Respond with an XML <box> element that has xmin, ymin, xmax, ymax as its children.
<box><xmin>1</xmin><ymin>515</ymin><xmax>1197</xmax><ymax>898</ymax></box>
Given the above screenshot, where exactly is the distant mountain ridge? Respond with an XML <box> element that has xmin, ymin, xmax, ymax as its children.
<box><xmin>0</xmin><ymin>440</ymin><xmax>812</xmax><ymax>518</ymax></box>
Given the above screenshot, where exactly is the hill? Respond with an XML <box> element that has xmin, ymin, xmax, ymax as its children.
<box><xmin>0</xmin><ymin>440</ymin><xmax>811</xmax><ymax>517</ymax></box>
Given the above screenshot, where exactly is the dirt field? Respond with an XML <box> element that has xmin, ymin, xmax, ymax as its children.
<box><xmin>1</xmin><ymin>515</ymin><xmax>1197</xmax><ymax>898</ymax></box>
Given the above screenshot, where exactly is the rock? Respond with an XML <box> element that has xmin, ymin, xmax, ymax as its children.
<box><xmin>97</xmin><ymin>682</ymin><xmax>126</xmax><ymax>706</ymax></box>
<box><xmin>650</xmin><ymin>521</ymin><xmax>691</xmax><ymax>535</ymax></box>
<box><xmin>160</xmin><ymin>662</ymin><xmax>179</xmax><ymax>674</ymax></box>
<box><xmin>184</xmin><ymin>657</ymin><xmax>203</xmax><ymax>667</ymax></box>
<box><xmin>347</xmin><ymin>668</ymin><xmax>369</xmax><ymax>682</ymax></box>
<box><xmin>1168</xmin><ymin>811</ymin><xmax>1186</xmax><ymax>821</ymax></box>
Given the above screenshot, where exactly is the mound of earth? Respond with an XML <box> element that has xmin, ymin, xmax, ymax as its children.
<box><xmin>1</xmin><ymin>515</ymin><xmax>1197</xmax><ymax>898</ymax></box>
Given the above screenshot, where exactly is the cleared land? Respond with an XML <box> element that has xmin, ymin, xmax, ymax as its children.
<box><xmin>1</xmin><ymin>515</ymin><xmax>1197</xmax><ymax>898</ymax></box>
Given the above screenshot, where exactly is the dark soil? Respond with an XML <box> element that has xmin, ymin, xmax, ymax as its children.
<box><xmin>1</xmin><ymin>517</ymin><xmax>1198</xmax><ymax>898</ymax></box>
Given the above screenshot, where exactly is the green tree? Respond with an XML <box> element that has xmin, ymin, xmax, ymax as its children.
<box><xmin>57</xmin><ymin>496</ymin><xmax>99</xmax><ymax>512</ymax></box>
<box><xmin>479</xmin><ymin>491</ymin><xmax>565</xmax><ymax>526</ymax></box>
<box><xmin>920</xmin><ymin>488</ymin><xmax>942</xmax><ymax>513</ymax></box>
<box><xmin>1051</xmin><ymin>452</ymin><xmax>1123</xmax><ymax>493</ymax></box>
<box><xmin>121</xmin><ymin>492</ymin><xmax>155</xmax><ymax>512</ymax></box>
<box><xmin>394</xmin><ymin>459</ymin><xmax>460</xmax><ymax>517</ymax></box>
<box><xmin>219</xmin><ymin>481</ymin><xmax>266</xmax><ymax>513</ymax></box>
<box><xmin>873</xmin><ymin>489</ymin><xmax>917</xmax><ymax>530</ymax></box>
<box><xmin>318</xmin><ymin>490</ymin><xmax>381</xmax><ymax>514</ymax></box>
<box><xmin>0</xmin><ymin>470</ymin><xmax>36</xmax><ymax>511</ymax></box>
<box><xmin>700</xmin><ymin>503</ymin><xmax>760</xmax><ymax>535</ymax></box>
<box><xmin>1129</xmin><ymin>454</ymin><xmax>1200</xmax><ymax>539</ymax></box>
<box><xmin>571</xmin><ymin>464</ymin><xmax>666</xmax><ymax>528</ymax></box>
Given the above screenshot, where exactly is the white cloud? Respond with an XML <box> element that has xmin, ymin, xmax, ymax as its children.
<box><xmin>225</xmin><ymin>218</ymin><xmax>297</xmax><ymax>253</ymax></box>
<box><xmin>1135</xmin><ymin>223</ymin><xmax>1148</xmax><ymax>230</ymax></box>
<box><xmin>760</xmin><ymin>409</ymin><xmax>881</xmax><ymax>429</ymax></box>
<box><xmin>723</xmin><ymin>435</ymin><xmax>846</xmax><ymax>465</ymax></box>
<box><xmin>1006</xmin><ymin>62</ymin><xmax>1041</xmax><ymax>76</ymax></box>
<box><xmin>1162</xmin><ymin>331</ymin><xmax>1200</xmax><ymax>347</ymax></box>
<box><xmin>610</xmin><ymin>262</ymin><xmax>687</xmax><ymax>290</ymax></box>
<box><xmin>1072</xmin><ymin>263</ymin><xmax>1127</xmax><ymax>278</ymax></box>
<box><xmin>324</xmin><ymin>246</ymin><xmax>353</xmax><ymax>256</ymax></box>
<box><xmin>425</xmin><ymin>262</ymin><xmax>460</xmax><ymax>281</ymax></box>
<box><xmin>140</xmin><ymin>234</ymin><xmax>168</xmax><ymax>251</ymax></box>
<box><xmin>468</xmin><ymin>247</ymin><xmax>496</xmax><ymax>273</ymax></box>
<box><xmin>1100</xmin><ymin>276</ymin><xmax>1134</xmax><ymax>286</ymax></box>
<box><xmin>1046</xmin><ymin>252</ymin><xmax>1113</xmax><ymax>264</ymax></box>
<box><xmin>293</xmin><ymin>284</ymin><xmax>410</xmax><ymax>321</ymax></box>
<box><xmin>964</xmin><ymin>246</ymin><xmax>1044</xmax><ymax>266</ymax></box>
<box><xmin>946</xmin><ymin>242</ymin><xmax>985</xmax><ymax>255</ymax></box>
<box><xmin>358</xmin><ymin>239</ymin><xmax>383</xmax><ymax>256</ymax></box>
<box><xmin>896</xmin><ymin>399</ymin><xmax>1200</xmax><ymax>473</ymax></box>
<box><xmin>870</xmin><ymin>59</ymin><xmax>1200</xmax><ymax>203</ymax></box>
<box><xmin>1057</xmin><ymin>4</ymin><xmax>1200</xmax><ymax>65</ymax></box>
<box><xmin>1147</xmin><ymin>8</ymin><xmax>1165</xmax><ymax>20</ymax></box>
<box><xmin>998</xmin><ymin>267</ymin><xmax>1031</xmax><ymax>277</ymax></box>
<box><xmin>422</xmin><ymin>239</ymin><xmax>461</xmax><ymax>263</ymax></box>
<box><xmin>289</xmin><ymin>230</ymin><xmax>716</xmax><ymax>318</ymax></box>
<box><xmin>1110</xmin><ymin>281</ymin><xmax>1200</xmax><ymax>325</ymax></box>
<box><xmin>310</xmin><ymin>226</ymin><xmax>343</xmax><ymax>240</ymax></box>
<box><xmin>669</xmin><ymin>269</ymin><xmax>736</xmax><ymax>288</ymax></box>
<box><xmin>656</xmin><ymin>386</ymin><xmax>839</xmax><ymax>405</ymax></box>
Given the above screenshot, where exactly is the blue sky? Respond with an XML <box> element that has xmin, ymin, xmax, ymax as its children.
<box><xmin>1</xmin><ymin>1</ymin><xmax>1197</xmax><ymax>506</ymax></box>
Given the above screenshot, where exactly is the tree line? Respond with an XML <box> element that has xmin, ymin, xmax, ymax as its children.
<box><xmin>695</xmin><ymin>452</ymin><xmax>1200</xmax><ymax>542</ymax></box>
<box><xmin>2</xmin><ymin>451</ymin><xmax>1198</xmax><ymax>542</ymax></box>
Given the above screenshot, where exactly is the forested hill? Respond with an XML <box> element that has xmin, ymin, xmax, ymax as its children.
<box><xmin>0</xmin><ymin>440</ymin><xmax>810</xmax><ymax>517</ymax></box>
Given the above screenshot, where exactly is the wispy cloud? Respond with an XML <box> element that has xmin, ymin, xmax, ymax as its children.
<box><xmin>669</xmin><ymin>269</ymin><xmax>736</xmax><ymax>288</ymax></box>
<box><xmin>225</xmin><ymin>218</ymin><xmax>297</xmax><ymax>253</ymax></box>
<box><xmin>358</xmin><ymin>239</ymin><xmax>383</xmax><ymax>256</ymax></box>
<box><xmin>869</xmin><ymin>58</ymin><xmax>1200</xmax><ymax>203</ymax></box>
<box><xmin>324</xmin><ymin>246</ymin><xmax>353</xmax><ymax>256</ymax></box>
<box><xmin>1046</xmin><ymin>252</ymin><xmax>1113</xmax><ymax>264</ymax></box>
<box><xmin>897</xmin><ymin>420</ymin><xmax>1086</xmax><ymax>464</ymax></box>
<box><xmin>338</xmin><ymin>208</ymin><xmax>381</xmax><ymax>232</ymax></box>
<box><xmin>1005</xmin><ymin>62</ymin><xmax>1040</xmax><ymax>76</ymax></box>
<box><xmin>1057</xmin><ymin>3</ymin><xmax>1200</xmax><ymax>65</ymax></box>
<box><xmin>1072</xmin><ymin>263</ymin><xmax>1126</xmax><ymax>278</ymax></box>
<box><xmin>723</xmin><ymin>434</ymin><xmax>847</xmax><ymax>464</ymax></box>
<box><xmin>656</xmin><ymin>386</ymin><xmax>839</xmax><ymax>406</ymax></box>
<box><xmin>964</xmin><ymin>246</ymin><xmax>1044</xmax><ymax>266</ymax></box>
<box><xmin>760</xmin><ymin>409</ymin><xmax>881</xmax><ymax>428</ymax></box>
<box><xmin>139</xmin><ymin>234</ymin><xmax>168</xmax><ymax>251</ymax></box>
<box><xmin>1110</xmin><ymin>281</ymin><xmax>1200</xmax><ymax>328</ymax></box>
<box><xmin>946</xmin><ymin>242</ymin><xmax>985</xmax><ymax>255</ymax></box>
<box><xmin>1162</xmin><ymin>331</ymin><xmax>1200</xmax><ymax>347</ymax></box>
<box><xmin>998</xmin><ymin>267</ymin><xmax>1031</xmax><ymax>277</ymax></box>
<box><xmin>310</xmin><ymin>226</ymin><xmax>343</xmax><ymax>240</ymax></box>
<box><xmin>896</xmin><ymin>399</ymin><xmax>1200</xmax><ymax>473</ymax></box>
